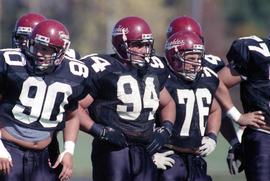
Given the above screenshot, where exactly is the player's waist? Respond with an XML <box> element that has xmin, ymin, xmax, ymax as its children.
<box><xmin>1</xmin><ymin>128</ymin><xmax>52</xmax><ymax>150</ymax></box>
<box><xmin>249</xmin><ymin>124</ymin><xmax>270</xmax><ymax>134</ymax></box>
<box><xmin>164</xmin><ymin>144</ymin><xmax>199</xmax><ymax>155</ymax></box>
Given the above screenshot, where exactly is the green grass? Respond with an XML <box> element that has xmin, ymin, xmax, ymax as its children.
<box><xmin>59</xmin><ymin>132</ymin><xmax>246</xmax><ymax>181</ymax></box>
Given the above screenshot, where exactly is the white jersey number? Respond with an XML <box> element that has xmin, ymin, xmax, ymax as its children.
<box><xmin>12</xmin><ymin>77</ymin><xmax>72</xmax><ymax>128</ymax></box>
<box><xmin>240</xmin><ymin>36</ymin><xmax>270</xmax><ymax>57</ymax></box>
<box><xmin>177</xmin><ymin>88</ymin><xmax>212</xmax><ymax>136</ymax></box>
<box><xmin>116</xmin><ymin>75</ymin><xmax>159</xmax><ymax>120</ymax></box>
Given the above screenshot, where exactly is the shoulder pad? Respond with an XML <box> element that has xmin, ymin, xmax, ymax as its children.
<box><xmin>202</xmin><ymin>67</ymin><xmax>218</xmax><ymax>78</ymax></box>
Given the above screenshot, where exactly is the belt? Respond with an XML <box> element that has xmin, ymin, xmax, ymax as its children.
<box><xmin>164</xmin><ymin>144</ymin><xmax>200</xmax><ymax>155</ymax></box>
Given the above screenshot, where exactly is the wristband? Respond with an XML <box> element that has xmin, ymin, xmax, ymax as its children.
<box><xmin>64</xmin><ymin>141</ymin><xmax>75</xmax><ymax>155</ymax></box>
<box><xmin>206</xmin><ymin>132</ymin><xmax>217</xmax><ymax>143</ymax></box>
<box><xmin>226</xmin><ymin>106</ymin><xmax>241</xmax><ymax>122</ymax></box>
<box><xmin>162</xmin><ymin>120</ymin><xmax>173</xmax><ymax>136</ymax></box>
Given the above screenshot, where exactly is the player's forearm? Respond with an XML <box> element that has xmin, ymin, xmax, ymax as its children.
<box><xmin>64</xmin><ymin>110</ymin><xmax>79</xmax><ymax>143</ymax></box>
<box><xmin>215</xmin><ymin>80</ymin><xmax>235</xmax><ymax>111</ymax></box>
<box><xmin>78</xmin><ymin>104</ymin><xmax>95</xmax><ymax>133</ymax></box>
<box><xmin>207</xmin><ymin>98</ymin><xmax>221</xmax><ymax>135</ymax></box>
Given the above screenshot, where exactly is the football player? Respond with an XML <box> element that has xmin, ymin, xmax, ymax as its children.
<box><xmin>166</xmin><ymin>15</ymin><xmax>245</xmax><ymax>175</ymax></box>
<box><xmin>0</xmin><ymin>19</ymin><xmax>88</xmax><ymax>181</ymax></box>
<box><xmin>78</xmin><ymin>16</ymin><xmax>176</xmax><ymax>181</ymax></box>
<box><xmin>11</xmin><ymin>12</ymin><xmax>82</xmax><ymax>177</ymax></box>
<box><xmin>215</xmin><ymin>35</ymin><xmax>268</xmax><ymax>181</ymax></box>
<box><xmin>153</xmin><ymin>30</ymin><xmax>221</xmax><ymax>180</ymax></box>
<box><xmin>12</xmin><ymin>12</ymin><xmax>46</xmax><ymax>49</ymax></box>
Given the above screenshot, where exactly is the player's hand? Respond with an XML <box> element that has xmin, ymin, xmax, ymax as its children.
<box><xmin>146</xmin><ymin>121</ymin><xmax>173</xmax><ymax>155</ymax></box>
<box><xmin>238</xmin><ymin>111</ymin><xmax>265</xmax><ymax>128</ymax></box>
<box><xmin>89</xmin><ymin>123</ymin><xmax>128</xmax><ymax>147</ymax></box>
<box><xmin>152</xmin><ymin>150</ymin><xmax>175</xmax><ymax>170</ymax></box>
<box><xmin>0</xmin><ymin>140</ymin><xmax>13</xmax><ymax>175</ymax></box>
<box><xmin>101</xmin><ymin>126</ymin><xmax>128</xmax><ymax>147</ymax></box>
<box><xmin>227</xmin><ymin>143</ymin><xmax>244</xmax><ymax>175</ymax></box>
<box><xmin>52</xmin><ymin>151</ymin><xmax>73</xmax><ymax>181</ymax></box>
<box><xmin>199</xmin><ymin>134</ymin><xmax>217</xmax><ymax>157</ymax></box>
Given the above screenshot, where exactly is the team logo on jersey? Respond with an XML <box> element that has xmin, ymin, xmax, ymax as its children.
<box><xmin>112</xmin><ymin>25</ymin><xmax>129</xmax><ymax>36</ymax></box>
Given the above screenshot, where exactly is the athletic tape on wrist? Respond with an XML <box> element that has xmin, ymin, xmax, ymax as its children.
<box><xmin>226</xmin><ymin>106</ymin><xmax>241</xmax><ymax>122</ymax></box>
<box><xmin>64</xmin><ymin>141</ymin><xmax>75</xmax><ymax>155</ymax></box>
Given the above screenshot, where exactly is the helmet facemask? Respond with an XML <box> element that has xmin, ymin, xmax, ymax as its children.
<box><xmin>124</xmin><ymin>38</ymin><xmax>154</xmax><ymax>69</ymax></box>
<box><xmin>26</xmin><ymin>37</ymin><xmax>69</xmax><ymax>74</ymax></box>
<box><xmin>170</xmin><ymin>47</ymin><xmax>204</xmax><ymax>81</ymax></box>
<box><xmin>12</xmin><ymin>27</ymin><xmax>33</xmax><ymax>49</ymax></box>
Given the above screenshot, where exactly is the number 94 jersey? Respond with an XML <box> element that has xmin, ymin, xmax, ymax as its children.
<box><xmin>166</xmin><ymin>67</ymin><xmax>219</xmax><ymax>148</ymax></box>
<box><xmin>82</xmin><ymin>54</ymin><xmax>168</xmax><ymax>143</ymax></box>
<box><xmin>0</xmin><ymin>48</ymin><xmax>88</xmax><ymax>131</ymax></box>
<box><xmin>227</xmin><ymin>36</ymin><xmax>270</xmax><ymax>124</ymax></box>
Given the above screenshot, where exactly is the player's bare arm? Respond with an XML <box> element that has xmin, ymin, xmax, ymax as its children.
<box><xmin>216</xmin><ymin>67</ymin><xmax>265</xmax><ymax>127</ymax></box>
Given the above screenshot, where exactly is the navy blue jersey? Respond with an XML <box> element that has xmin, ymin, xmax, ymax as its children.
<box><xmin>0</xmin><ymin>48</ymin><xmax>88</xmax><ymax>131</ymax></box>
<box><xmin>65</xmin><ymin>48</ymin><xmax>81</xmax><ymax>60</ymax></box>
<box><xmin>81</xmin><ymin>54</ymin><xmax>168</xmax><ymax>143</ymax></box>
<box><xmin>227</xmin><ymin>36</ymin><xmax>270</xmax><ymax>123</ymax></box>
<box><xmin>166</xmin><ymin>67</ymin><xmax>219</xmax><ymax>148</ymax></box>
<box><xmin>203</xmin><ymin>54</ymin><xmax>225</xmax><ymax>73</ymax></box>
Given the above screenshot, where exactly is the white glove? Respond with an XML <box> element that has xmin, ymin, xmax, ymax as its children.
<box><xmin>152</xmin><ymin>150</ymin><xmax>175</xmax><ymax>170</ymax></box>
<box><xmin>0</xmin><ymin>140</ymin><xmax>12</xmax><ymax>161</ymax></box>
<box><xmin>199</xmin><ymin>136</ymin><xmax>216</xmax><ymax>157</ymax></box>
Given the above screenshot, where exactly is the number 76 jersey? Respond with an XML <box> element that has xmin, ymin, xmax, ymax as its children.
<box><xmin>0</xmin><ymin>48</ymin><xmax>88</xmax><ymax>131</ymax></box>
<box><xmin>166</xmin><ymin>67</ymin><xmax>219</xmax><ymax>148</ymax></box>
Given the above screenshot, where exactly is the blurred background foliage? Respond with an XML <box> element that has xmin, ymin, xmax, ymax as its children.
<box><xmin>1</xmin><ymin>0</ymin><xmax>269</xmax><ymax>180</ymax></box>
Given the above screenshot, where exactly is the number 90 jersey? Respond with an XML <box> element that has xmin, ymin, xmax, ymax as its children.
<box><xmin>0</xmin><ymin>48</ymin><xmax>88</xmax><ymax>131</ymax></box>
<box><xmin>166</xmin><ymin>67</ymin><xmax>219</xmax><ymax>148</ymax></box>
<box><xmin>81</xmin><ymin>54</ymin><xmax>168</xmax><ymax>143</ymax></box>
<box><xmin>227</xmin><ymin>36</ymin><xmax>270</xmax><ymax>124</ymax></box>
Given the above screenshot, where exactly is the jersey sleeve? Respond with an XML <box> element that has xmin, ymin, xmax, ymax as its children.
<box><xmin>0</xmin><ymin>50</ymin><xmax>8</xmax><ymax>95</ymax></box>
<box><xmin>204</xmin><ymin>54</ymin><xmax>226</xmax><ymax>73</ymax></box>
<box><xmin>226</xmin><ymin>39</ymin><xmax>249</xmax><ymax>77</ymax></box>
<box><xmin>65</xmin><ymin>48</ymin><xmax>81</xmax><ymax>60</ymax></box>
<box><xmin>80</xmin><ymin>54</ymin><xmax>105</xmax><ymax>99</ymax></box>
<box><xmin>150</xmin><ymin>56</ymin><xmax>169</xmax><ymax>91</ymax></box>
<box><xmin>0</xmin><ymin>50</ymin><xmax>7</xmax><ymax>75</ymax></box>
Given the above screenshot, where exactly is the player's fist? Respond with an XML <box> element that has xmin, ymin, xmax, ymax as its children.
<box><xmin>146</xmin><ymin>121</ymin><xmax>173</xmax><ymax>155</ymax></box>
<box><xmin>89</xmin><ymin>123</ymin><xmax>128</xmax><ymax>147</ymax></box>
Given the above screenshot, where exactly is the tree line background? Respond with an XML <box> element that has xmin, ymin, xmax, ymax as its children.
<box><xmin>0</xmin><ymin>0</ymin><xmax>269</xmax><ymax>180</ymax></box>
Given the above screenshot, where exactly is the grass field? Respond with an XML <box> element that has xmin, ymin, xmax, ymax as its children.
<box><xmin>60</xmin><ymin>132</ymin><xmax>246</xmax><ymax>181</ymax></box>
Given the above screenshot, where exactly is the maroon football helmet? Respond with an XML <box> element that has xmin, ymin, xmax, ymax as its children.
<box><xmin>26</xmin><ymin>19</ymin><xmax>70</xmax><ymax>72</ymax></box>
<box><xmin>165</xmin><ymin>31</ymin><xmax>204</xmax><ymax>81</ymax></box>
<box><xmin>112</xmin><ymin>16</ymin><xmax>154</xmax><ymax>68</ymax></box>
<box><xmin>12</xmin><ymin>12</ymin><xmax>46</xmax><ymax>48</ymax></box>
<box><xmin>166</xmin><ymin>16</ymin><xmax>203</xmax><ymax>41</ymax></box>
